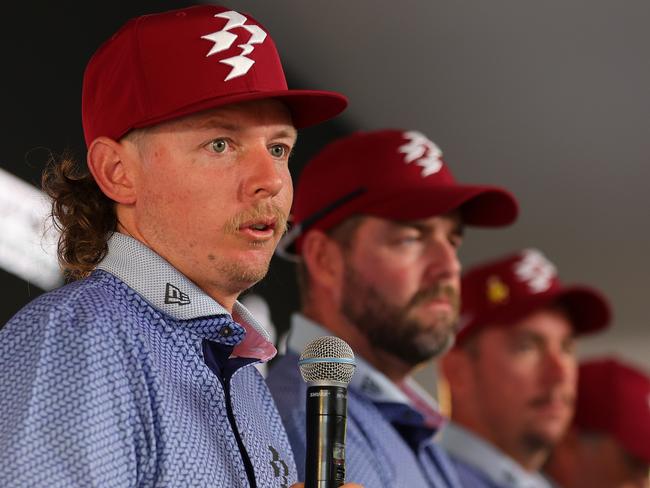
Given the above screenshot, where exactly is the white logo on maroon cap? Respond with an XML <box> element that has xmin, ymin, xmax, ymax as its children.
<box><xmin>398</xmin><ymin>131</ymin><xmax>443</xmax><ymax>177</ymax></box>
<box><xmin>201</xmin><ymin>11</ymin><xmax>267</xmax><ymax>81</ymax></box>
<box><xmin>514</xmin><ymin>249</ymin><xmax>557</xmax><ymax>293</ymax></box>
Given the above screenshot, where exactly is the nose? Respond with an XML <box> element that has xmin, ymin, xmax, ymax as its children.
<box><xmin>425</xmin><ymin>238</ymin><xmax>461</xmax><ymax>282</ymax></box>
<box><xmin>242</xmin><ymin>145</ymin><xmax>285</xmax><ymax>201</ymax></box>
<box><xmin>542</xmin><ymin>348</ymin><xmax>576</xmax><ymax>387</ymax></box>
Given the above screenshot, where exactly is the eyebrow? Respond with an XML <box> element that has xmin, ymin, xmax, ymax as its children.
<box><xmin>194</xmin><ymin>119</ymin><xmax>298</xmax><ymax>141</ymax></box>
<box><xmin>398</xmin><ymin>218</ymin><xmax>465</xmax><ymax>237</ymax></box>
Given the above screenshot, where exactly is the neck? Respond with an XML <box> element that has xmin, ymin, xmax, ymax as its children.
<box><xmin>542</xmin><ymin>430</ymin><xmax>578</xmax><ymax>487</ymax></box>
<box><xmin>116</xmin><ymin>222</ymin><xmax>238</xmax><ymax>313</ymax></box>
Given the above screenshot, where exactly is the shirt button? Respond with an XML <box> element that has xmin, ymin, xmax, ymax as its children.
<box><xmin>220</xmin><ymin>326</ymin><xmax>232</xmax><ymax>337</ymax></box>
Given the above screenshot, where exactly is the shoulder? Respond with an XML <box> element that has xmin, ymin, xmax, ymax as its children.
<box><xmin>266</xmin><ymin>351</ymin><xmax>304</xmax><ymax>394</ymax></box>
<box><xmin>0</xmin><ymin>270</ymin><xmax>158</xmax><ymax>379</ymax></box>
<box><xmin>448</xmin><ymin>455</ymin><xmax>504</xmax><ymax>488</ymax></box>
<box><xmin>3</xmin><ymin>270</ymin><xmax>152</xmax><ymax>337</ymax></box>
<box><xmin>266</xmin><ymin>351</ymin><xmax>306</xmax><ymax>423</ymax></box>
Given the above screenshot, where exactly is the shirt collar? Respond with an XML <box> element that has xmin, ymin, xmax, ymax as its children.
<box><xmin>96</xmin><ymin>232</ymin><xmax>276</xmax><ymax>361</ymax></box>
<box><xmin>287</xmin><ymin>313</ymin><xmax>442</xmax><ymax>415</ymax></box>
<box><xmin>440</xmin><ymin>422</ymin><xmax>553</xmax><ymax>488</ymax></box>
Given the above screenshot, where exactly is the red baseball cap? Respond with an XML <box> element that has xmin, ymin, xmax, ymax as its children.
<box><xmin>456</xmin><ymin>248</ymin><xmax>611</xmax><ymax>344</ymax></box>
<box><xmin>82</xmin><ymin>5</ymin><xmax>347</xmax><ymax>145</ymax></box>
<box><xmin>277</xmin><ymin>129</ymin><xmax>518</xmax><ymax>258</ymax></box>
<box><xmin>574</xmin><ymin>358</ymin><xmax>650</xmax><ymax>464</ymax></box>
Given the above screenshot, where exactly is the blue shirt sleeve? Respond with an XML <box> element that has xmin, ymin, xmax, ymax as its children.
<box><xmin>0</xmin><ymin>287</ymin><xmax>155</xmax><ymax>487</ymax></box>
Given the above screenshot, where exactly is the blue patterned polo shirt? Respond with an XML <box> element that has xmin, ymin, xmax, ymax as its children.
<box><xmin>0</xmin><ymin>233</ymin><xmax>296</xmax><ymax>487</ymax></box>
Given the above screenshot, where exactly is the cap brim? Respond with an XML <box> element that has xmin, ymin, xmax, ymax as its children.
<box><xmin>276</xmin><ymin>183</ymin><xmax>518</xmax><ymax>261</ymax></box>
<box><xmin>359</xmin><ymin>184</ymin><xmax>519</xmax><ymax>228</ymax></box>
<box><xmin>554</xmin><ymin>286</ymin><xmax>612</xmax><ymax>335</ymax></box>
<box><xmin>132</xmin><ymin>88</ymin><xmax>348</xmax><ymax>135</ymax></box>
<box><xmin>458</xmin><ymin>285</ymin><xmax>611</xmax><ymax>344</ymax></box>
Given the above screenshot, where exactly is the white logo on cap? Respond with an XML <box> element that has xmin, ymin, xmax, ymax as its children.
<box><xmin>514</xmin><ymin>249</ymin><xmax>557</xmax><ymax>293</ymax></box>
<box><xmin>398</xmin><ymin>131</ymin><xmax>443</xmax><ymax>177</ymax></box>
<box><xmin>202</xmin><ymin>11</ymin><xmax>267</xmax><ymax>81</ymax></box>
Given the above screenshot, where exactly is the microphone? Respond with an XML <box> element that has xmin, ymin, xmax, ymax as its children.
<box><xmin>298</xmin><ymin>336</ymin><xmax>356</xmax><ymax>488</ymax></box>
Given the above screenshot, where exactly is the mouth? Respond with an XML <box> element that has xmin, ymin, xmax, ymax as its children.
<box><xmin>416</xmin><ymin>293</ymin><xmax>456</xmax><ymax>313</ymax></box>
<box><xmin>529</xmin><ymin>394</ymin><xmax>573</xmax><ymax>416</ymax></box>
<box><xmin>239</xmin><ymin>217</ymin><xmax>278</xmax><ymax>240</ymax></box>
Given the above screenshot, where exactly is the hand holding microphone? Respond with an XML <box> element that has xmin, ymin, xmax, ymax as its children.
<box><xmin>298</xmin><ymin>336</ymin><xmax>357</xmax><ymax>488</ymax></box>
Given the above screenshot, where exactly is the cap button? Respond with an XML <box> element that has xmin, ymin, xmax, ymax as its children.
<box><xmin>220</xmin><ymin>326</ymin><xmax>232</xmax><ymax>337</ymax></box>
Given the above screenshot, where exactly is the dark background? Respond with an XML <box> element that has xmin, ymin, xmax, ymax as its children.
<box><xmin>2</xmin><ymin>2</ymin><xmax>648</xmax><ymax>380</ymax></box>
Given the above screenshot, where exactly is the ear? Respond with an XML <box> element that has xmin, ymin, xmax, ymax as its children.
<box><xmin>87</xmin><ymin>136</ymin><xmax>138</xmax><ymax>205</ymax></box>
<box><xmin>301</xmin><ymin>229</ymin><xmax>346</xmax><ymax>300</ymax></box>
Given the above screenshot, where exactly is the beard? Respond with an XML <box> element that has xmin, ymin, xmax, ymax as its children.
<box><xmin>339</xmin><ymin>262</ymin><xmax>460</xmax><ymax>367</ymax></box>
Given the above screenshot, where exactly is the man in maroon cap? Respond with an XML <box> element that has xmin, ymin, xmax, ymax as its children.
<box><xmin>0</xmin><ymin>5</ymin><xmax>362</xmax><ymax>488</ymax></box>
<box><xmin>267</xmin><ymin>129</ymin><xmax>518</xmax><ymax>487</ymax></box>
<box><xmin>439</xmin><ymin>249</ymin><xmax>612</xmax><ymax>488</ymax></box>
<box><xmin>545</xmin><ymin>358</ymin><xmax>650</xmax><ymax>488</ymax></box>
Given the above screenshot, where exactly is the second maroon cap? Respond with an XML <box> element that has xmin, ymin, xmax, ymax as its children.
<box><xmin>277</xmin><ymin>129</ymin><xmax>518</xmax><ymax>258</ymax></box>
<box><xmin>457</xmin><ymin>248</ymin><xmax>611</xmax><ymax>344</ymax></box>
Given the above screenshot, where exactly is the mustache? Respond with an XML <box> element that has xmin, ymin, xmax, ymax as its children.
<box><xmin>223</xmin><ymin>203</ymin><xmax>289</xmax><ymax>236</ymax></box>
<box><xmin>409</xmin><ymin>282</ymin><xmax>459</xmax><ymax>310</ymax></box>
<box><xmin>528</xmin><ymin>391</ymin><xmax>574</xmax><ymax>408</ymax></box>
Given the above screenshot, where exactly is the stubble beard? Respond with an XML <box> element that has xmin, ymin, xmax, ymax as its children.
<box><xmin>520</xmin><ymin>396</ymin><xmax>574</xmax><ymax>455</ymax></box>
<box><xmin>214</xmin><ymin>203</ymin><xmax>288</xmax><ymax>293</ymax></box>
<box><xmin>340</xmin><ymin>263</ymin><xmax>460</xmax><ymax>367</ymax></box>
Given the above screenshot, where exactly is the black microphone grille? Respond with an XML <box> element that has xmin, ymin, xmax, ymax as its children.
<box><xmin>298</xmin><ymin>336</ymin><xmax>356</xmax><ymax>385</ymax></box>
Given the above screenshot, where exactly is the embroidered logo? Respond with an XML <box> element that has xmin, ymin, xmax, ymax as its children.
<box><xmin>398</xmin><ymin>131</ymin><xmax>444</xmax><ymax>177</ymax></box>
<box><xmin>486</xmin><ymin>275</ymin><xmax>509</xmax><ymax>304</ymax></box>
<box><xmin>164</xmin><ymin>283</ymin><xmax>191</xmax><ymax>306</ymax></box>
<box><xmin>513</xmin><ymin>249</ymin><xmax>557</xmax><ymax>293</ymax></box>
<box><xmin>268</xmin><ymin>445</ymin><xmax>289</xmax><ymax>487</ymax></box>
<box><xmin>201</xmin><ymin>10</ymin><xmax>267</xmax><ymax>81</ymax></box>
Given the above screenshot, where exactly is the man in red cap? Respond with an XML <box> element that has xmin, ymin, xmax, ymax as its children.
<box><xmin>0</xmin><ymin>5</ymin><xmax>361</xmax><ymax>488</ymax></box>
<box><xmin>545</xmin><ymin>358</ymin><xmax>650</xmax><ymax>488</ymax></box>
<box><xmin>267</xmin><ymin>129</ymin><xmax>518</xmax><ymax>487</ymax></box>
<box><xmin>439</xmin><ymin>249</ymin><xmax>612</xmax><ymax>488</ymax></box>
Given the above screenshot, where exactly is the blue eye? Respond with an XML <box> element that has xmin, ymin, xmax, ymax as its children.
<box><xmin>269</xmin><ymin>144</ymin><xmax>286</xmax><ymax>158</ymax></box>
<box><xmin>210</xmin><ymin>139</ymin><xmax>228</xmax><ymax>153</ymax></box>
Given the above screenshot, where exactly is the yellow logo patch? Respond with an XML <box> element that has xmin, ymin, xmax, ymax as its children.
<box><xmin>487</xmin><ymin>275</ymin><xmax>509</xmax><ymax>304</ymax></box>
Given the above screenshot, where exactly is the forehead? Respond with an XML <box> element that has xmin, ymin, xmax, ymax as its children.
<box><xmin>494</xmin><ymin>306</ymin><xmax>574</xmax><ymax>341</ymax></box>
<box><xmin>358</xmin><ymin>211</ymin><xmax>462</xmax><ymax>234</ymax></box>
<box><xmin>149</xmin><ymin>98</ymin><xmax>296</xmax><ymax>135</ymax></box>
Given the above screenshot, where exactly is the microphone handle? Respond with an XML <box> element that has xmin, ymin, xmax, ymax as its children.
<box><xmin>304</xmin><ymin>384</ymin><xmax>348</xmax><ymax>488</ymax></box>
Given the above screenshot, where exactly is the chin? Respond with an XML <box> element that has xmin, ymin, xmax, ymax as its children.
<box><xmin>218</xmin><ymin>256</ymin><xmax>271</xmax><ymax>291</ymax></box>
<box><xmin>530</xmin><ymin>422</ymin><xmax>570</xmax><ymax>447</ymax></box>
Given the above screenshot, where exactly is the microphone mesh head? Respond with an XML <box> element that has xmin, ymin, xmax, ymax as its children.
<box><xmin>298</xmin><ymin>336</ymin><xmax>356</xmax><ymax>385</ymax></box>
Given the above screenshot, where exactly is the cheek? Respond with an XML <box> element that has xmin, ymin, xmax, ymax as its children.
<box><xmin>278</xmin><ymin>176</ymin><xmax>293</xmax><ymax>212</ymax></box>
<box><xmin>359</xmin><ymin>256</ymin><xmax>418</xmax><ymax>299</ymax></box>
<box><xmin>481</xmin><ymin>357</ymin><xmax>536</xmax><ymax>404</ymax></box>
<box><xmin>141</xmin><ymin>175</ymin><xmax>195</xmax><ymax>218</ymax></box>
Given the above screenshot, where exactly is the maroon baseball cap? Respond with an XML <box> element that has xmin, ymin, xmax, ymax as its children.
<box><xmin>456</xmin><ymin>248</ymin><xmax>611</xmax><ymax>344</ymax></box>
<box><xmin>82</xmin><ymin>5</ymin><xmax>347</xmax><ymax>145</ymax></box>
<box><xmin>574</xmin><ymin>358</ymin><xmax>650</xmax><ymax>464</ymax></box>
<box><xmin>276</xmin><ymin>129</ymin><xmax>518</xmax><ymax>258</ymax></box>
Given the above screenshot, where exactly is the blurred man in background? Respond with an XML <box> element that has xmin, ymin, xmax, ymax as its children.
<box><xmin>267</xmin><ymin>129</ymin><xmax>518</xmax><ymax>487</ymax></box>
<box><xmin>545</xmin><ymin>357</ymin><xmax>650</xmax><ymax>488</ymax></box>
<box><xmin>440</xmin><ymin>249</ymin><xmax>611</xmax><ymax>488</ymax></box>
<box><xmin>0</xmin><ymin>5</ymin><xmax>361</xmax><ymax>487</ymax></box>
